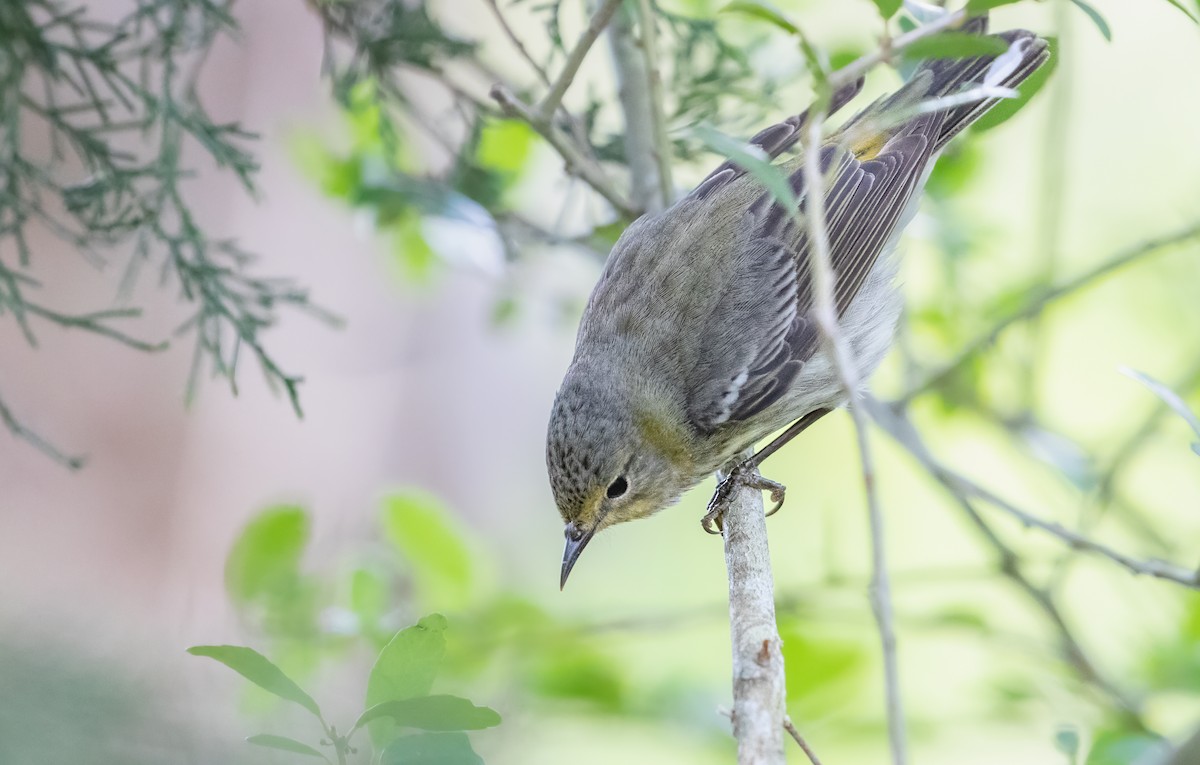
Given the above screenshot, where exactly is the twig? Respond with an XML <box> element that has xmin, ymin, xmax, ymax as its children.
<box><xmin>537</xmin><ymin>0</ymin><xmax>623</xmax><ymax>120</ymax></box>
<box><xmin>784</xmin><ymin>716</ymin><xmax>825</xmax><ymax>765</ymax></box>
<box><xmin>828</xmin><ymin>9</ymin><xmax>966</xmax><ymax>89</ymax></box>
<box><xmin>483</xmin><ymin>0</ymin><xmax>552</xmax><ymax>88</ymax></box>
<box><xmin>720</xmin><ymin>460</ymin><xmax>787</xmax><ymax>765</ymax></box>
<box><xmin>633</xmin><ymin>0</ymin><xmax>674</xmax><ymax>208</ymax></box>
<box><xmin>864</xmin><ymin>397</ymin><xmax>1200</xmax><ymax>590</ymax></box>
<box><xmin>898</xmin><ymin>222</ymin><xmax>1200</xmax><ymax>403</ymax></box>
<box><xmin>490</xmin><ymin>84</ymin><xmax>640</xmax><ymax>218</ymax></box>
<box><xmin>0</xmin><ymin>386</ymin><xmax>86</xmax><ymax>470</ymax></box>
<box><xmin>803</xmin><ymin>115</ymin><xmax>907</xmax><ymax>765</ymax></box>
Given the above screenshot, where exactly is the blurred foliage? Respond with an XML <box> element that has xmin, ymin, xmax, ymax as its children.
<box><xmin>0</xmin><ymin>0</ymin><xmax>327</xmax><ymax>467</ymax></box>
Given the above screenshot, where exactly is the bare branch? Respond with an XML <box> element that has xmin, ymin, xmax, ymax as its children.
<box><xmin>828</xmin><ymin>9</ymin><xmax>966</xmax><ymax>89</ymax></box>
<box><xmin>0</xmin><ymin>387</ymin><xmax>85</xmax><ymax>470</ymax></box>
<box><xmin>633</xmin><ymin>0</ymin><xmax>674</xmax><ymax>209</ymax></box>
<box><xmin>604</xmin><ymin>2</ymin><xmax>668</xmax><ymax>213</ymax></box>
<box><xmin>483</xmin><ymin>0</ymin><xmax>552</xmax><ymax>88</ymax></box>
<box><xmin>490</xmin><ymin>85</ymin><xmax>640</xmax><ymax>218</ymax></box>
<box><xmin>803</xmin><ymin>115</ymin><xmax>908</xmax><ymax>765</ymax></box>
<box><xmin>864</xmin><ymin>396</ymin><xmax>1200</xmax><ymax>590</ymax></box>
<box><xmin>537</xmin><ymin>0</ymin><xmax>624</xmax><ymax>120</ymax></box>
<box><xmin>784</xmin><ymin>717</ymin><xmax>825</xmax><ymax>765</ymax></box>
<box><xmin>720</xmin><ymin>462</ymin><xmax>787</xmax><ymax>765</ymax></box>
<box><xmin>899</xmin><ymin>222</ymin><xmax>1200</xmax><ymax>403</ymax></box>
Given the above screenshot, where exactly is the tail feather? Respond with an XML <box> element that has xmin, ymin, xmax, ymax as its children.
<box><xmin>839</xmin><ymin>18</ymin><xmax>1050</xmax><ymax>154</ymax></box>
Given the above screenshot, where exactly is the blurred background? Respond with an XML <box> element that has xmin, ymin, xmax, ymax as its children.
<box><xmin>2</xmin><ymin>0</ymin><xmax>1200</xmax><ymax>763</ymax></box>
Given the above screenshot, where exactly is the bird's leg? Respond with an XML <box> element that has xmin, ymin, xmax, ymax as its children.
<box><xmin>701</xmin><ymin>408</ymin><xmax>832</xmax><ymax>535</ymax></box>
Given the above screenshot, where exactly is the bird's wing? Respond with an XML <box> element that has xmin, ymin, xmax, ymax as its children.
<box><xmin>686</xmin><ymin>120</ymin><xmax>938</xmax><ymax>432</ymax></box>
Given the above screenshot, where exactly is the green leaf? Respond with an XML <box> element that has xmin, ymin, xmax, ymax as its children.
<box><xmin>529</xmin><ymin>645</ymin><xmax>626</xmax><ymax>712</ymax></box>
<box><xmin>719</xmin><ymin>0</ymin><xmax>799</xmax><ymax>35</ymax></box>
<box><xmin>381</xmin><ymin>732</ymin><xmax>482</xmax><ymax>765</ymax></box>
<box><xmin>902</xmin><ymin>32</ymin><xmax>1009</xmax><ymax>60</ymax></box>
<box><xmin>224</xmin><ymin>505</ymin><xmax>309</xmax><ymax>604</ymax></box>
<box><xmin>1162</xmin><ymin>0</ymin><xmax>1200</xmax><ymax>24</ymax></box>
<box><xmin>1122</xmin><ymin>368</ymin><xmax>1200</xmax><ymax>443</ymax></box>
<box><xmin>972</xmin><ymin>36</ymin><xmax>1059</xmax><ymax>132</ymax></box>
<box><xmin>476</xmin><ymin>119</ymin><xmax>535</xmax><ymax>176</ymax></box>
<box><xmin>871</xmin><ymin>0</ymin><xmax>902</xmax><ymax>20</ymax></box>
<box><xmin>247</xmin><ymin>734</ymin><xmax>327</xmax><ymax>759</ymax></box>
<box><xmin>366</xmin><ymin>615</ymin><xmax>450</xmax><ymax>748</ymax></box>
<box><xmin>1069</xmin><ymin>0</ymin><xmax>1112</xmax><ymax>40</ymax></box>
<box><xmin>1085</xmin><ymin>731</ymin><xmax>1170</xmax><ymax>765</ymax></box>
<box><xmin>187</xmin><ymin>645</ymin><xmax>321</xmax><ymax>718</ymax></box>
<box><xmin>965</xmin><ymin>0</ymin><xmax>1024</xmax><ymax>11</ymax></box>
<box><xmin>380</xmin><ymin>493</ymin><xmax>474</xmax><ymax>608</ymax></box>
<box><xmin>394</xmin><ymin>211</ymin><xmax>437</xmax><ymax>281</ymax></box>
<box><xmin>353</xmin><ymin>696</ymin><xmax>501</xmax><ymax>733</ymax></box>
<box><xmin>692</xmin><ymin>125</ymin><xmax>797</xmax><ymax>215</ymax></box>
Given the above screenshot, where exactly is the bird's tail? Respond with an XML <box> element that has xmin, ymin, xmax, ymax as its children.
<box><xmin>841</xmin><ymin>16</ymin><xmax>1051</xmax><ymax>154</ymax></box>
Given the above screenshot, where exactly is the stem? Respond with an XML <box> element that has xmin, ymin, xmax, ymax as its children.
<box><xmin>803</xmin><ymin>115</ymin><xmax>908</xmax><ymax>765</ymax></box>
<box><xmin>537</xmin><ymin>0</ymin><xmax>623</xmax><ymax>120</ymax></box>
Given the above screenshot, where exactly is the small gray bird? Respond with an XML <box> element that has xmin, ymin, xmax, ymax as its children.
<box><xmin>547</xmin><ymin>19</ymin><xmax>1049</xmax><ymax>587</ymax></box>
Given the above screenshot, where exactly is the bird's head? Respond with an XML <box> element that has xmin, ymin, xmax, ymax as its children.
<box><xmin>546</xmin><ymin>370</ymin><xmax>692</xmax><ymax>588</ymax></box>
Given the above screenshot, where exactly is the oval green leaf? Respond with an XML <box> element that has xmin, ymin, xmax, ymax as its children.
<box><xmin>902</xmin><ymin>32</ymin><xmax>1009</xmax><ymax>61</ymax></box>
<box><xmin>247</xmin><ymin>734</ymin><xmax>327</xmax><ymax>759</ymax></box>
<box><xmin>353</xmin><ymin>695</ymin><xmax>501</xmax><ymax>733</ymax></box>
<box><xmin>366</xmin><ymin>615</ymin><xmax>450</xmax><ymax>748</ymax></box>
<box><xmin>1069</xmin><ymin>0</ymin><xmax>1112</xmax><ymax>40</ymax></box>
<box><xmin>872</xmin><ymin>0</ymin><xmax>902</xmax><ymax>20</ymax></box>
<box><xmin>719</xmin><ymin>0</ymin><xmax>799</xmax><ymax>35</ymax></box>
<box><xmin>381</xmin><ymin>733</ymin><xmax>483</xmax><ymax>765</ymax></box>
<box><xmin>224</xmin><ymin>505</ymin><xmax>309</xmax><ymax>604</ymax></box>
<box><xmin>381</xmin><ymin>493</ymin><xmax>474</xmax><ymax>608</ymax></box>
<box><xmin>187</xmin><ymin>645</ymin><xmax>321</xmax><ymax>718</ymax></box>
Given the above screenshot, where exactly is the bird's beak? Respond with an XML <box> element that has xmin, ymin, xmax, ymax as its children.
<box><xmin>560</xmin><ymin>523</ymin><xmax>595</xmax><ymax>590</ymax></box>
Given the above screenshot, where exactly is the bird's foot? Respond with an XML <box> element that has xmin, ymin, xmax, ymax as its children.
<box><xmin>701</xmin><ymin>461</ymin><xmax>787</xmax><ymax>535</ymax></box>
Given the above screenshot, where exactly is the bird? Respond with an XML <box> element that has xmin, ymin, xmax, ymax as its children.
<box><xmin>546</xmin><ymin>17</ymin><xmax>1050</xmax><ymax>588</ymax></box>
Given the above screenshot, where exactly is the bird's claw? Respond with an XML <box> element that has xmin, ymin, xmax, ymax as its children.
<box><xmin>701</xmin><ymin>461</ymin><xmax>787</xmax><ymax>535</ymax></box>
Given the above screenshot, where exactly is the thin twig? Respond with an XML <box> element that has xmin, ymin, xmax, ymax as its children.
<box><xmin>720</xmin><ymin>459</ymin><xmax>787</xmax><ymax>765</ymax></box>
<box><xmin>537</xmin><ymin>0</ymin><xmax>623</xmax><ymax>120</ymax></box>
<box><xmin>864</xmin><ymin>397</ymin><xmax>1200</xmax><ymax>590</ymax></box>
<box><xmin>898</xmin><ymin>222</ymin><xmax>1200</xmax><ymax>403</ymax></box>
<box><xmin>828</xmin><ymin>9</ymin><xmax>966</xmax><ymax>89</ymax></box>
<box><xmin>490</xmin><ymin>84</ymin><xmax>639</xmax><ymax>218</ymax></box>
<box><xmin>784</xmin><ymin>716</ymin><xmax>825</xmax><ymax>765</ymax></box>
<box><xmin>0</xmin><ymin>386</ymin><xmax>86</xmax><ymax>469</ymax></box>
<box><xmin>803</xmin><ymin>114</ymin><xmax>907</xmax><ymax>765</ymax></box>
<box><xmin>633</xmin><ymin>0</ymin><xmax>673</xmax><ymax>208</ymax></box>
<box><xmin>483</xmin><ymin>0</ymin><xmax>552</xmax><ymax>87</ymax></box>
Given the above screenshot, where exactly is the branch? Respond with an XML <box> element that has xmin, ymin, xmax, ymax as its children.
<box><xmin>537</xmin><ymin>0</ymin><xmax>624</xmax><ymax>119</ymax></box>
<box><xmin>633</xmin><ymin>0</ymin><xmax>674</xmax><ymax>209</ymax></box>
<box><xmin>899</xmin><ymin>222</ymin><xmax>1200</xmax><ymax>402</ymax></box>
<box><xmin>803</xmin><ymin>115</ymin><xmax>908</xmax><ymax>765</ymax></box>
<box><xmin>490</xmin><ymin>84</ymin><xmax>639</xmax><ymax>218</ymax></box>
<box><xmin>604</xmin><ymin>1</ymin><xmax>669</xmax><ymax>213</ymax></box>
<box><xmin>483</xmin><ymin>0</ymin><xmax>552</xmax><ymax>88</ymax></box>
<box><xmin>864</xmin><ymin>396</ymin><xmax>1200</xmax><ymax>590</ymax></box>
<box><xmin>784</xmin><ymin>717</ymin><xmax>825</xmax><ymax>765</ymax></box>
<box><xmin>720</xmin><ymin>461</ymin><xmax>787</xmax><ymax>765</ymax></box>
<box><xmin>828</xmin><ymin>9</ymin><xmax>966</xmax><ymax>89</ymax></box>
<box><xmin>0</xmin><ymin>386</ymin><xmax>85</xmax><ymax>470</ymax></box>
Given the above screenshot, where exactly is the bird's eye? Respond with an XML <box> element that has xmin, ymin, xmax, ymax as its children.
<box><xmin>606</xmin><ymin>476</ymin><xmax>628</xmax><ymax>499</ymax></box>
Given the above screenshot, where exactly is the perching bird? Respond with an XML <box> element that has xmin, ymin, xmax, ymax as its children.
<box><xmin>547</xmin><ymin>17</ymin><xmax>1050</xmax><ymax>587</ymax></box>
